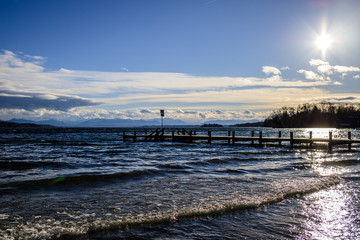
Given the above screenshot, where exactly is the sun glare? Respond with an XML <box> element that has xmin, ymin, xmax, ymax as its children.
<box><xmin>316</xmin><ymin>33</ymin><xmax>332</xmax><ymax>52</ymax></box>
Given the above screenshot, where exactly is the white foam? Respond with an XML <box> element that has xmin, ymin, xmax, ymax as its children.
<box><xmin>0</xmin><ymin>175</ymin><xmax>343</xmax><ymax>240</ymax></box>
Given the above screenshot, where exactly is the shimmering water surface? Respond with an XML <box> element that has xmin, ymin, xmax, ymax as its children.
<box><xmin>0</xmin><ymin>127</ymin><xmax>359</xmax><ymax>239</ymax></box>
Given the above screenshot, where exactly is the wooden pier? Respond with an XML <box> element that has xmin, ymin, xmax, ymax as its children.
<box><xmin>123</xmin><ymin>129</ymin><xmax>360</xmax><ymax>151</ymax></box>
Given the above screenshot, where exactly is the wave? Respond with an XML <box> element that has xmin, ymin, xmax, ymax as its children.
<box><xmin>41</xmin><ymin>140</ymin><xmax>102</xmax><ymax>146</ymax></box>
<box><xmin>205</xmin><ymin>157</ymin><xmax>278</xmax><ymax>165</ymax></box>
<box><xmin>0</xmin><ymin>175</ymin><xmax>343</xmax><ymax>240</ymax></box>
<box><xmin>157</xmin><ymin>163</ymin><xmax>189</xmax><ymax>170</ymax></box>
<box><xmin>0</xmin><ymin>160</ymin><xmax>70</xmax><ymax>170</ymax></box>
<box><xmin>321</xmin><ymin>159</ymin><xmax>360</xmax><ymax>166</ymax></box>
<box><xmin>207</xmin><ymin>158</ymin><xmax>231</xmax><ymax>164</ymax></box>
<box><xmin>215</xmin><ymin>169</ymin><xmax>248</xmax><ymax>174</ymax></box>
<box><xmin>1</xmin><ymin>138</ymin><xmax>104</xmax><ymax>146</ymax></box>
<box><xmin>1</xmin><ymin>169</ymin><xmax>161</xmax><ymax>190</ymax></box>
<box><xmin>228</xmin><ymin>149</ymin><xmax>292</xmax><ymax>156</ymax></box>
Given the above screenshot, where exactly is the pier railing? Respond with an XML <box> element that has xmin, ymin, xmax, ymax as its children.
<box><xmin>123</xmin><ymin>129</ymin><xmax>360</xmax><ymax>151</ymax></box>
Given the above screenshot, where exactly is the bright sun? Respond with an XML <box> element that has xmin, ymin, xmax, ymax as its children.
<box><xmin>316</xmin><ymin>33</ymin><xmax>333</xmax><ymax>51</ymax></box>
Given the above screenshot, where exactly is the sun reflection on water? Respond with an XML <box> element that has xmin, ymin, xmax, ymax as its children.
<box><xmin>302</xmin><ymin>128</ymin><xmax>337</xmax><ymax>139</ymax></box>
<box><xmin>294</xmin><ymin>140</ymin><xmax>360</xmax><ymax>239</ymax></box>
<box><xmin>296</xmin><ymin>184</ymin><xmax>360</xmax><ymax>240</ymax></box>
<box><xmin>305</xmin><ymin>151</ymin><xmax>354</xmax><ymax>176</ymax></box>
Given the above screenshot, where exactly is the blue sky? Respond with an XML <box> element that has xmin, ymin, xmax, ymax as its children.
<box><xmin>1</xmin><ymin>0</ymin><xmax>360</xmax><ymax>123</ymax></box>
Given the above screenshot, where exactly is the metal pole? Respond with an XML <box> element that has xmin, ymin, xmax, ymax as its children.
<box><xmin>328</xmin><ymin>132</ymin><xmax>333</xmax><ymax>152</ymax></box>
<box><xmin>278</xmin><ymin>131</ymin><xmax>281</xmax><ymax>146</ymax></box>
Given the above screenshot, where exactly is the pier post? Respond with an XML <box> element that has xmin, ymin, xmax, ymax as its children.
<box><xmin>161</xmin><ymin>129</ymin><xmax>165</xmax><ymax>141</ymax></box>
<box><xmin>259</xmin><ymin>131</ymin><xmax>263</xmax><ymax>146</ymax></box>
<box><xmin>232</xmin><ymin>131</ymin><xmax>235</xmax><ymax>145</ymax></box>
<box><xmin>251</xmin><ymin>131</ymin><xmax>254</xmax><ymax>145</ymax></box>
<box><xmin>194</xmin><ymin>130</ymin><xmax>196</xmax><ymax>135</ymax></box>
<box><xmin>133</xmin><ymin>131</ymin><xmax>137</xmax><ymax>142</ymax></box>
<box><xmin>228</xmin><ymin>131</ymin><xmax>231</xmax><ymax>144</ymax></box>
<box><xmin>189</xmin><ymin>131</ymin><xmax>192</xmax><ymax>142</ymax></box>
<box><xmin>328</xmin><ymin>132</ymin><xmax>333</xmax><ymax>152</ymax></box>
<box><xmin>155</xmin><ymin>130</ymin><xmax>159</xmax><ymax>141</ymax></box>
<box><xmin>208</xmin><ymin>131</ymin><xmax>212</xmax><ymax>144</ymax></box>
<box><xmin>123</xmin><ymin>130</ymin><xmax>126</xmax><ymax>141</ymax></box>
<box><xmin>278</xmin><ymin>131</ymin><xmax>282</xmax><ymax>146</ymax></box>
<box><xmin>172</xmin><ymin>131</ymin><xmax>174</xmax><ymax>142</ymax></box>
<box><xmin>348</xmin><ymin>132</ymin><xmax>352</xmax><ymax>151</ymax></box>
<box><xmin>290</xmin><ymin>132</ymin><xmax>294</xmax><ymax>147</ymax></box>
<box><xmin>145</xmin><ymin>130</ymin><xmax>148</xmax><ymax>135</ymax></box>
<box><xmin>309</xmin><ymin>131</ymin><xmax>313</xmax><ymax>147</ymax></box>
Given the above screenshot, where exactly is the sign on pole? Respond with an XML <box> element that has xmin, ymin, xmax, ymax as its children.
<box><xmin>160</xmin><ymin>110</ymin><xmax>164</xmax><ymax>128</ymax></box>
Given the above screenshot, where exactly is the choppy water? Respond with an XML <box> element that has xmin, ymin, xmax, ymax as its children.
<box><xmin>0</xmin><ymin>127</ymin><xmax>360</xmax><ymax>239</ymax></box>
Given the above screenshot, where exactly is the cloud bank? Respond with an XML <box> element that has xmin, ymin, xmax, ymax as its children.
<box><xmin>1</xmin><ymin>50</ymin><xmax>359</xmax><ymax>122</ymax></box>
<box><xmin>0</xmin><ymin>90</ymin><xmax>101</xmax><ymax>111</ymax></box>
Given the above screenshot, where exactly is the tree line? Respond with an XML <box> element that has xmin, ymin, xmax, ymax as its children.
<box><xmin>263</xmin><ymin>102</ymin><xmax>360</xmax><ymax>128</ymax></box>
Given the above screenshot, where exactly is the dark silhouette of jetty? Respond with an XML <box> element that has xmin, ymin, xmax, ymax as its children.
<box><xmin>123</xmin><ymin>128</ymin><xmax>360</xmax><ymax>152</ymax></box>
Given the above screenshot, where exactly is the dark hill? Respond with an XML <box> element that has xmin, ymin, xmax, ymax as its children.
<box><xmin>0</xmin><ymin>120</ymin><xmax>55</xmax><ymax>128</ymax></box>
<box><xmin>264</xmin><ymin>103</ymin><xmax>360</xmax><ymax>128</ymax></box>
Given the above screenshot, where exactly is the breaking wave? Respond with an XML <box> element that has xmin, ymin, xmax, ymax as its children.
<box><xmin>0</xmin><ymin>175</ymin><xmax>343</xmax><ymax>240</ymax></box>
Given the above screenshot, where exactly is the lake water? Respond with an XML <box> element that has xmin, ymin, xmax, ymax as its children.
<box><xmin>0</xmin><ymin>127</ymin><xmax>359</xmax><ymax>239</ymax></box>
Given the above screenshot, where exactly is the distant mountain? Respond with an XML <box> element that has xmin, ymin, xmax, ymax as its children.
<box><xmin>9</xmin><ymin>118</ymin><xmax>69</xmax><ymax>127</ymax></box>
<box><xmin>7</xmin><ymin>118</ymin><xmax>261</xmax><ymax>127</ymax></box>
<box><xmin>8</xmin><ymin>118</ymin><xmax>188</xmax><ymax>127</ymax></box>
<box><xmin>79</xmin><ymin>118</ymin><xmax>158</xmax><ymax>127</ymax></box>
<box><xmin>76</xmin><ymin>118</ymin><xmax>188</xmax><ymax>127</ymax></box>
<box><xmin>201</xmin><ymin>123</ymin><xmax>223</xmax><ymax>127</ymax></box>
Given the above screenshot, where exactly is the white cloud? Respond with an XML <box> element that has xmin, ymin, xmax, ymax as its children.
<box><xmin>333</xmin><ymin>65</ymin><xmax>360</xmax><ymax>73</ymax></box>
<box><xmin>0</xmin><ymin>50</ymin><xmax>44</xmax><ymax>72</ymax></box>
<box><xmin>297</xmin><ymin>69</ymin><xmax>324</xmax><ymax>81</ymax></box>
<box><xmin>0</xmin><ymin>92</ymin><xmax>32</xmax><ymax>98</ymax></box>
<box><xmin>297</xmin><ymin>59</ymin><xmax>360</xmax><ymax>86</ymax></box>
<box><xmin>262</xmin><ymin>66</ymin><xmax>281</xmax><ymax>75</ymax></box>
<box><xmin>307</xmin><ymin>59</ymin><xmax>360</xmax><ymax>77</ymax></box>
<box><xmin>309</xmin><ymin>59</ymin><xmax>329</xmax><ymax>66</ymax></box>
<box><xmin>354</xmin><ymin>75</ymin><xmax>360</xmax><ymax>79</ymax></box>
<box><xmin>281</xmin><ymin>66</ymin><xmax>290</xmax><ymax>70</ymax></box>
<box><xmin>317</xmin><ymin>64</ymin><xmax>332</xmax><ymax>74</ymax></box>
<box><xmin>59</xmin><ymin>68</ymin><xmax>74</xmax><ymax>74</ymax></box>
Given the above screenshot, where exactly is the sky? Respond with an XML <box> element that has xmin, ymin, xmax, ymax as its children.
<box><xmin>1</xmin><ymin>0</ymin><xmax>360</xmax><ymax>124</ymax></box>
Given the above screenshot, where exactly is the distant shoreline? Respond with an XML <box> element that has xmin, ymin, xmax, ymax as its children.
<box><xmin>0</xmin><ymin>120</ymin><xmax>56</xmax><ymax>128</ymax></box>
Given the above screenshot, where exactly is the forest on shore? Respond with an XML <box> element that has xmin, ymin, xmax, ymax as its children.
<box><xmin>263</xmin><ymin>102</ymin><xmax>360</xmax><ymax>128</ymax></box>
